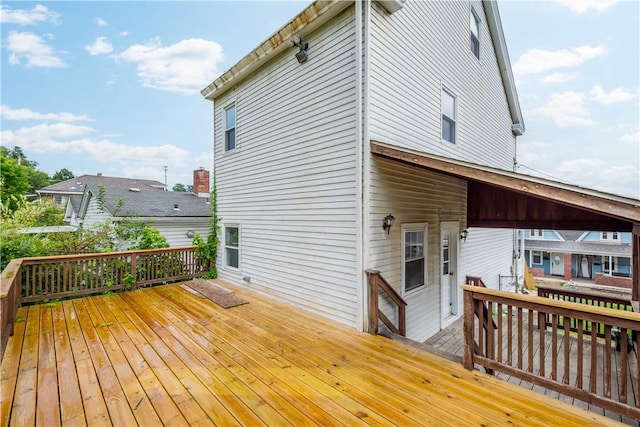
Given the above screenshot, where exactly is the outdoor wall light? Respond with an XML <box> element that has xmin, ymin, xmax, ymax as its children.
<box><xmin>382</xmin><ymin>214</ymin><xmax>395</xmax><ymax>235</ymax></box>
<box><xmin>289</xmin><ymin>34</ymin><xmax>309</xmax><ymax>64</ymax></box>
<box><xmin>186</xmin><ymin>230</ymin><xmax>195</xmax><ymax>238</ymax></box>
<box><xmin>460</xmin><ymin>228</ymin><xmax>469</xmax><ymax>242</ymax></box>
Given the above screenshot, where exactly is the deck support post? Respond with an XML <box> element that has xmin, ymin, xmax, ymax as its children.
<box><xmin>463</xmin><ymin>289</ymin><xmax>474</xmax><ymax>370</ymax></box>
<box><xmin>632</xmin><ymin>224</ymin><xmax>639</xmax><ymax>302</ymax></box>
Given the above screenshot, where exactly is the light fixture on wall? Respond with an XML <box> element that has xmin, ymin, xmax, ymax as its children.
<box><xmin>289</xmin><ymin>34</ymin><xmax>309</xmax><ymax>63</ymax></box>
<box><xmin>460</xmin><ymin>228</ymin><xmax>469</xmax><ymax>242</ymax></box>
<box><xmin>382</xmin><ymin>214</ymin><xmax>395</xmax><ymax>235</ymax></box>
<box><xmin>186</xmin><ymin>230</ymin><xmax>195</xmax><ymax>238</ymax></box>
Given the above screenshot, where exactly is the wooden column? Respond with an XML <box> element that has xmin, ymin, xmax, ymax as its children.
<box><xmin>633</xmin><ymin>224</ymin><xmax>640</xmax><ymax>302</ymax></box>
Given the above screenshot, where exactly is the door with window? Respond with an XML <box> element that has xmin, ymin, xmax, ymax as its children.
<box><xmin>440</xmin><ymin>222</ymin><xmax>459</xmax><ymax>326</ymax></box>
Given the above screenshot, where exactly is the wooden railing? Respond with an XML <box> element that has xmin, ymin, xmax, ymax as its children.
<box><xmin>462</xmin><ymin>284</ymin><xmax>640</xmax><ymax>419</ymax></box>
<box><xmin>0</xmin><ymin>246</ymin><xmax>208</xmax><ymax>358</ymax></box>
<box><xmin>537</xmin><ymin>282</ymin><xmax>633</xmax><ymax>339</ymax></box>
<box><xmin>365</xmin><ymin>269</ymin><xmax>407</xmax><ymax>336</ymax></box>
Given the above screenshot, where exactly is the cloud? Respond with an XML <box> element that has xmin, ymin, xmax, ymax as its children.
<box><xmin>621</xmin><ymin>131</ymin><xmax>639</xmax><ymax>143</ymax></box>
<box><xmin>513</xmin><ymin>44</ymin><xmax>606</xmax><ymax>77</ymax></box>
<box><xmin>531</xmin><ymin>91</ymin><xmax>596</xmax><ymax>127</ymax></box>
<box><xmin>85</xmin><ymin>37</ymin><xmax>113</xmax><ymax>55</ymax></box>
<box><xmin>599</xmin><ymin>165</ymin><xmax>640</xmax><ymax>198</ymax></box>
<box><xmin>0</xmin><ymin>4</ymin><xmax>60</xmax><ymax>25</ymax></box>
<box><xmin>95</xmin><ymin>17</ymin><xmax>107</xmax><ymax>27</ymax></box>
<box><xmin>1</xmin><ymin>105</ymin><xmax>93</xmax><ymax>122</ymax></box>
<box><xmin>120</xmin><ymin>31</ymin><xmax>129</xmax><ymax>37</ymax></box>
<box><xmin>115</xmin><ymin>37</ymin><xmax>224</xmax><ymax>94</ymax></box>
<box><xmin>1</xmin><ymin>124</ymin><xmax>191</xmax><ymax>168</ymax></box>
<box><xmin>540</xmin><ymin>72</ymin><xmax>579</xmax><ymax>84</ymax></box>
<box><xmin>588</xmin><ymin>85</ymin><xmax>638</xmax><ymax>104</ymax></box>
<box><xmin>6</xmin><ymin>31</ymin><xmax>66</xmax><ymax>68</ymax></box>
<box><xmin>554</xmin><ymin>0</ymin><xmax>618</xmax><ymax>14</ymax></box>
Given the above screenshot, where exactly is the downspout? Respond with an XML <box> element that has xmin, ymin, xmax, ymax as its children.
<box><xmin>361</xmin><ymin>0</ymin><xmax>372</xmax><ymax>331</ymax></box>
<box><xmin>355</xmin><ymin>0</ymin><xmax>367</xmax><ymax>332</ymax></box>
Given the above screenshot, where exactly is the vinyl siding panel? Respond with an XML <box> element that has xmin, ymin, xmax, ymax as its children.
<box><xmin>152</xmin><ymin>220</ymin><xmax>210</xmax><ymax>247</ymax></box>
<box><xmin>368</xmin><ymin>156</ymin><xmax>466</xmax><ymax>341</ymax></box>
<box><xmin>213</xmin><ymin>6</ymin><xmax>359</xmax><ymax>327</ymax></box>
<box><xmin>369</xmin><ymin>0</ymin><xmax>516</xmax><ymax>170</ymax></box>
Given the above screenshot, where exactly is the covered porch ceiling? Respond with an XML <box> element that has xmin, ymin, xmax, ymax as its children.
<box><xmin>370</xmin><ymin>141</ymin><xmax>640</xmax><ymax>232</ymax></box>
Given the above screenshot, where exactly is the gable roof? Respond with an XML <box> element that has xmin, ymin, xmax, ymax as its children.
<box><xmin>200</xmin><ymin>1</ymin><xmax>524</xmax><ymax>134</ymax></box>
<box><xmin>79</xmin><ymin>184</ymin><xmax>210</xmax><ymax>219</ymax></box>
<box><xmin>37</xmin><ymin>174</ymin><xmax>166</xmax><ymax>196</ymax></box>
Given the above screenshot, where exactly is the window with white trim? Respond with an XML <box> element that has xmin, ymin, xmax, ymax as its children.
<box><xmin>529</xmin><ymin>229</ymin><xmax>543</xmax><ymax>239</ymax></box>
<box><xmin>224</xmin><ymin>104</ymin><xmax>236</xmax><ymax>151</ymax></box>
<box><xmin>441</xmin><ymin>88</ymin><xmax>457</xmax><ymax>143</ymax></box>
<box><xmin>532</xmin><ymin>251</ymin><xmax>542</xmax><ymax>265</ymax></box>
<box><xmin>224</xmin><ymin>225</ymin><xmax>240</xmax><ymax>269</ymax></box>
<box><xmin>470</xmin><ymin>10</ymin><xmax>480</xmax><ymax>59</ymax></box>
<box><xmin>601</xmin><ymin>231</ymin><xmax>619</xmax><ymax>241</ymax></box>
<box><xmin>603</xmin><ymin>256</ymin><xmax>617</xmax><ymax>274</ymax></box>
<box><xmin>53</xmin><ymin>195</ymin><xmax>63</xmax><ymax>205</ymax></box>
<box><xmin>402</xmin><ymin>224</ymin><xmax>428</xmax><ymax>293</ymax></box>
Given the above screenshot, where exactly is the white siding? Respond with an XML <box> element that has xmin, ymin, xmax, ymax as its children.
<box><xmin>368</xmin><ymin>0</ymin><xmax>516</xmax><ymax>170</ymax></box>
<box><xmin>213</xmin><ymin>6</ymin><xmax>359</xmax><ymax>327</ymax></box>
<box><xmin>368</xmin><ymin>156</ymin><xmax>466</xmax><ymax>341</ymax></box>
<box><xmin>80</xmin><ymin>197</ymin><xmax>111</xmax><ymax>229</ymax></box>
<box><xmin>152</xmin><ymin>219</ymin><xmax>210</xmax><ymax>247</ymax></box>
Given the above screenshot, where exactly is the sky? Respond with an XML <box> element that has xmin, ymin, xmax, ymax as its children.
<box><xmin>1</xmin><ymin>1</ymin><xmax>638</xmax><ymax>199</ymax></box>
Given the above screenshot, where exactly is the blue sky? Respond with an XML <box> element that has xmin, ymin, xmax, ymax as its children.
<box><xmin>1</xmin><ymin>1</ymin><xmax>638</xmax><ymax>198</ymax></box>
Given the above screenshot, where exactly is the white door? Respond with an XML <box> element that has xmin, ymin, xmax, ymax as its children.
<box><xmin>441</xmin><ymin>222</ymin><xmax>458</xmax><ymax>326</ymax></box>
<box><xmin>551</xmin><ymin>252</ymin><xmax>564</xmax><ymax>276</ymax></box>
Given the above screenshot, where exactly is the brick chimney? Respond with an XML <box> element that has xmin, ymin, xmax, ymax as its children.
<box><xmin>193</xmin><ymin>167</ymin><xmax>210</xmax><ymax>197</ymax></box>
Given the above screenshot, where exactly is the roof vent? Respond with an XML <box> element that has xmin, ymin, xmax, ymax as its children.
<box><xmin>173</xmin><ymin>204</ymin><xmax>180</xmax><ymax>210</ymax></box>
<box><xmin>129</xmin><ymin>188</ymin><xmax>140</xmax><ymax>192</ymax></box>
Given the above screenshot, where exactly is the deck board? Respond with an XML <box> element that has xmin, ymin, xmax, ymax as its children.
<box><xmin>0</xmin><ymin>281</ymin><xmax>628</xmax><ymax>426</ymax></box>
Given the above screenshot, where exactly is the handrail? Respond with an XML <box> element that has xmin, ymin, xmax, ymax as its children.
<box><xmin>462</xmin><ymin>284</ymin><xmax>640</xmax><ymax>419</ymax></box>
<box><xmin>1</xmin><ymin>246</ymin><xmax>208</xmax><ymax>359</ymax></box>
<box><xmin>466</xmin><ymin>275</ymin><xmax>487</xmax><ymax>287</ymax></box>
<box><xmin>365</xmin><ymin>269</ymin><xmax>407</xmax><ymax>336</ymax></box>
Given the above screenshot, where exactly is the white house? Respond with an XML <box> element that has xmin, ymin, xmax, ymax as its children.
<box><xmin>201</xmin><ymin>0</ymin><xmax>526</xmax><ymax>341</ymax></box>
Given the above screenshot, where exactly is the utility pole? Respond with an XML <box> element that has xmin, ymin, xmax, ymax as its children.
<box><xmin>164</xmin><ymin>165</ymin><xmax>168</xmax><ymax>191</ymax></box>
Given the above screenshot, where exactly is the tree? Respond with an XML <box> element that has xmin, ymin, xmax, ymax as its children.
<box><xmin>52</xmin><ymin>168</ymin><xmax>75</xmax><ymax>182</ymax></box>
<box><xmin>0</xmin><ymin>155</ymin><xmax>29</xmax><ymax>214</ymax></box>
<box><xmin>27</xmin><ymin>169</ymin><xmax>51</xmax><ymax>192</ymax></box>
<box><xmin>172</xmin><ymin>183</ymin><xmax>187</xmax><ymax>192</ymax></box>
<box><xmin>186</xmin><ymin>185</ymin><xmax>194</xmax><ymax>193</ymax></box>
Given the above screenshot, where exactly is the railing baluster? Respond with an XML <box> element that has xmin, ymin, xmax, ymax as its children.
<box><xmin>517</xmin><ymin>307</ymin><xmax>523</xmax><ymax>370</ymax></box>
<box><xmin>591</xmin><ymin>322</ymin><xmax>598</xmax><ymax>393</ymax></box>
<box><xmin>605</xmin><ymin>325</ymin><xmax>612</xmax><ymax>399</ymax></box>
<box><xmin>539</xmin><ymin>311</ymin><xmax>545</xmax><ymax>377</ymax></box>
<box><xmin>497</xmin><ymin>303</ymin><xmax>503</xmax><ymax>363</ymax></box>
<box><xmin>507</xmin><ymin>305</ymin><xmax>513</xmax><ymax>366</ymax></box>
<box><xmin>563</xmin><ymin>316</ymin><xmax>570</xmax><ymax>384</ymax></box>
<box><xmin>528</xmin><ymin>308</ymin><xmax>533</xmax><ymax>373</ymax></box>
<box><xmin>552</xmin><ymin>314</ymin><xmax>558</xmax><ymax>381</ymax></box>
<box><xmin>577</xmin><ymin>320</ymin><xmax>583</xmax><ymax>389</ymax></box>
<box><xmin>621</xmin><ymin>327</ymin><xmax>628</xmax><ymax>404</ymax></box>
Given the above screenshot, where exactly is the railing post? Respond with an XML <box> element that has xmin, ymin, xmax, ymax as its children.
<box><xmin>365</xmin><ymin>270</ymin><xmax>379</xmax><ymax>335</ymax></box>
<box><xmin>463</xmin><ymin>289</ymin><xmax>474</xmax><ymax>370</ymax></box>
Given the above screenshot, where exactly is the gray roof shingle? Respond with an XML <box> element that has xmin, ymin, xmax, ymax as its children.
<box><xmin>37</xmin><ymin>175</ymin><xmax>166</xmax><ymax>195</ymax></box>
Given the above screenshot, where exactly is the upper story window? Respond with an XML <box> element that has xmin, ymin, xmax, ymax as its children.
<box><xmin>224</xmin><ymin>104</ymin><xmax>236</xmax><ymax>151</ymax></box>
<box><xmin>441</xmin><ymin>88</ymin><xmax>457</xmax><ymax>144</ymax></box>
<box><xmin>601</xmin><ymin>231</ymin><xmax>619</xmax><ymax>241</ymax></box>
<box><xmin>470</xmin><ymin>10</ymin><xmax>480</xmax><ymax>59</ymax></box>
<box><xmin>529</xmin><ymin>229</ymin><xmax>543</xmax><ymax>239</ymax></box>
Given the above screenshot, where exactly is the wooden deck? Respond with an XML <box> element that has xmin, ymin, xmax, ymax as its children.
<box><xmin>426</xmin><ymin>316</ymin><xmax>640</xmax><ymax>426</ymax></box>
<box><xmin>0</xmin><ymin>281</ymin><xmax>625</xmax><ymax>426</ymax></box>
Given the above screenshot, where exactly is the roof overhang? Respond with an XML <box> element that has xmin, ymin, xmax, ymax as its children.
<box><xmin>371</xmin><ymin>141</ymin><xmax>640</xmax><ymax>231</ymax></box>
<box><xmin>483</xmin><ymin>1</ymin><xmax>524</xmax><ymax>135</ymax></box>
<box><xmin>201</xmin><ymin>0</ymin><xmax>351</xmax><ymax>101</ymax></box>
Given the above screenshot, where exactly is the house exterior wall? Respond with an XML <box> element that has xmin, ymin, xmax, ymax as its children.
<box><xmin>368</xmin><ymin>156</ymin><xmax>466</xmax><ymax>341</ymax></box>
<box><xmin>581</xmin><ymin>231</ymin><xmax>632</xmax><ymax>243</ymax></box>
<box><xmin>151</xmin><ymin>220</ymin><xmax>210</xmax><ymax>247</ymax></box>
<box><xmin>212</xmin><ymin>6</ymin><xmax>360</xmax><ymax>327</ymax></box>
<box><xmin>368</xmin><ymin>0</ymin><xmax>516</xmax><ymax>170</ymax></box>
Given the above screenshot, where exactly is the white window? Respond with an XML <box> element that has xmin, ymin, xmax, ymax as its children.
<box><xmin>532</xmin><ymin>251</ymin><xmax>542</xmax><ymax>265</ymax></box>
<box><xmin>402</xmin><ymin>224</ymin><xmax>428</xmax><ymax>293</ymax></box>
<box><xmin>529</xmin><ymin>229</ymin><xmax>543</xmax><ymax>239</ymax></box>
<box><xmin>441</xmin><ymin>88</ymin><xmax>457</xmax><ymax>143</ymax></box>
<box><xmin>601</xmin><ymin>231</ymin><xmax>619</xmax><ymax>241</ymax></box>
<box><xmin>224</xmin><ymin>225</ymin><xmax>240</xmax><ymax>269</ymax></box>
<box><xmin>603</xmin><ymin>256</ymin><xmax>617</xmax><ymax>274</ymax></box>
<box><xmin>224</xmin><ymin>104</ymin><xmax>236</xmax><ymax>151</ymax></box>
<box><xmin>53</xmin><ymin>195</ymin><xmax>63</xmax><ymax>205</ymax></box>
<box><xmin>470</xmin><ymin>10</ymin><xmax>480</xmax><ymax>59</ymax></box>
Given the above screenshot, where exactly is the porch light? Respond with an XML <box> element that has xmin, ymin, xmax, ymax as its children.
<box><xmin>289</xmin><ymin>34</ymin><xmax>309</xmax><ymax>64</ymax></box>
<box><xmin>382</xmin><ymin>214</ymin><xmax>395</xmax><ymax>235</ymax></box>
<box><xmin>460</xmin><ymin>228</ymin><xmax>469</xmax><ymax>242</ymax></box>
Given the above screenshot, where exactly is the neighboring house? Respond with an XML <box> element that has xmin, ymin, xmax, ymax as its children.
<box><xmin>36</xmin><ymin>174</ymin><xmax>166</xmax><ymax>210</ymax></box>
<box><xmin>76</xmin><ymin>169</ymin><xmax>212</xmax><ymax>247</ymax></box>
<box><xmin>201</xmin><ymin>0</ymin><xmax>525</xmax><ymax>341</ymax></box>
<box><xmin>525</xmin><ymin>229</ymin><xmax>633</xmax><ymax>288</ymax></box>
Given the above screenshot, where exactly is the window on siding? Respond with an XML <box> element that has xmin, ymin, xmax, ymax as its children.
<box><xmin>53</xmin><ymin>195</ymin><xmax>63</xmax><ymax>205</ymax></box>
<box><xmin>601</xmin><ymin>231</ymin><xmax>619</xmax><ymax>241</ymax></box>
<box><xmin>441</xmin><ymin>88</ymin><xmax>457</xmax><ymax>143</ymax></box>
<box><xmin>403</xmin><ymin>224</ymin><xmax>427</xmax><ymax>293</ymax></box>
<box><xmin>530</xmin><ymin>229</ymin><xmax>543</xmax><ymax>238</ymax></box>
<box><xmin>224</xmin><ymin>225</ymin><xmax>239</xmax><ymax>269</ymax></box>
<box><xmin>532</xmin><ymin>251</ymin><xmax>542</xmax><ymax>265</ymax></box>
<box><xmin>603</xmin><ymin>256</ymin><xmax>617</xmax><ymax>274</ymax></box>
<box><xmin>470</xmin><ymin>10</ymin><xmax>480</xmax><ymax>59</ymax></box>
<box><xmin>224</xmin><ymin>104</ymin><xmax>236</xmax><ymax>151</ymax></box>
